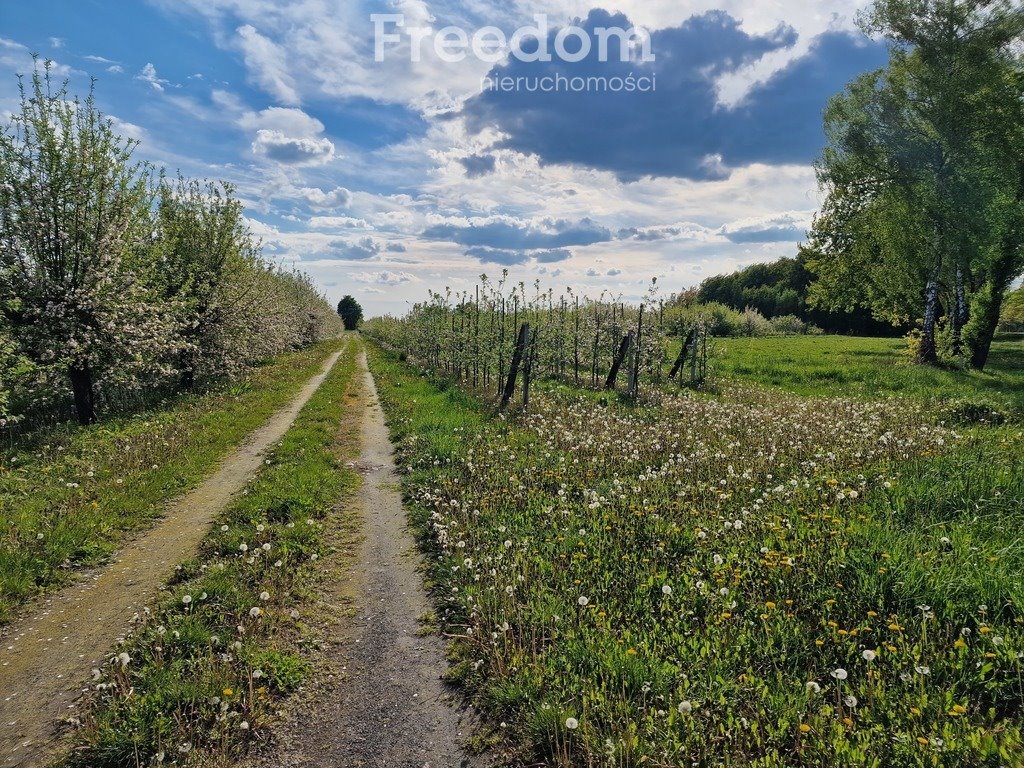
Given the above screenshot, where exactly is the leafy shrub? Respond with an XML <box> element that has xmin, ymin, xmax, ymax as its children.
<box><xmin>769</xmin><ymin>314</ymin><xmax>809</xmax><ymax>335</ymax></box>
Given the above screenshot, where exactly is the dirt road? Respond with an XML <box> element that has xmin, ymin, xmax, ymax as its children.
<box><xmin>252</xmin><ymin>349</ymin><xmax>480</xmax><ymax>768</ymax></box>
<box><xmin>0</xmin><ymin>346</ymin><xmax>345</xmax><ymax>768</ymax></box>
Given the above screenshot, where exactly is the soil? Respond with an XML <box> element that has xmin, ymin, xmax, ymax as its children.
<box><xmin>247</xmin><ymin>349</ymin><xmax>485</xmax><ymax>768</ymax></box>
<box><xmin>0</xmin><ymin>347</ymin><xmax>346</xmax><ymax>768</ymax></box>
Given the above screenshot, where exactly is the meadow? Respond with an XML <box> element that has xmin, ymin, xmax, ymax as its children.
<box><xmin>367</xmin><ymin>333</ymin><xmax>1024</xmax><ymax>767</ymax></box>
<box><xmin>709</xmin><ymin>335</ymin><xmax>1024</xmax><ymax>415</ymax></box>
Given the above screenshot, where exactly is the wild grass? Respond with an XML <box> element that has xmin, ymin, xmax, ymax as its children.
<box><xmin>368</xmin><ymin>340</ymin><xmax>1024</xmax><ymax>767</ymax></box>
<box><xmin>64</xmin><ymin>340</ymin><xmax>360</xmax><ymax>767</ymax></box>
<box><xmin>705</xmin><ymin>335</ymin><xmax>1024</xmax><ymax>415</ymax></box>
<box><xmin>0</xmin><ymin>340</ymin><xmax>344</xmax><ymax>624</ymax></box>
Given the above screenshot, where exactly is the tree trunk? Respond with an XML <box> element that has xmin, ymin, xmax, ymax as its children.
<box><xmin>951</xmin><ymin>264</ymin><xmax>968</xmax><ymax>357</ymax></box>
<box><xmin>500</xmin><ymin>323</ymin><xmax>529</xmax><ymax>410</ymax></box>
<box><xmin>917</xmin><ymin>262</ymin><xmax>942</xmax><ymax>365</ymax></box>
<box><xmin>967</xmin><ymin>282</ymin><xmax>1003</xmax><ymax>370</ymax></box>
<box><xmin>669</xmin><ymin>328</ymin><xmax>697</xmax><ymax>379</ymax></box>
<box><xmin>69</xmin><ymin>364</ymin><xmax>97</xmax><ymax>425</ymax></box>
<box><xmin>967</xmin><ymin>164</ymin><xmax>1023</xmax><ymax>371</ymax></box>
<box><xmin>605</xmin><ymin>332</ymin><xmax>633</xmax><ymax>390</ymax></box>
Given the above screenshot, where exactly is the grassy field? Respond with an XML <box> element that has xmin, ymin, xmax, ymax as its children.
<box><xmin>67</xmin><ymin>340</ymin><xmax>361</xmax><ymax>766</ymax></box>
<box><xmin>368</xmin><ymin>337</ymin><xmax>1024</xmax><ymax>767</ymax></box>
<box><xmin>707</xmin><ymin>335</ymin><xmax>1024</xmax><ymax>415</ymax></box>
<box><xmin>0</xmin><ymin>339</ymin><xmax>343</xmax><ymax>623</ymax></box>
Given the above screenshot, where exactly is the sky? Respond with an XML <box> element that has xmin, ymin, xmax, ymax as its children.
<box><xmin>0</xmin><ymin>0</ymin><xmax>889</xmax><ymax>316</ymax></box>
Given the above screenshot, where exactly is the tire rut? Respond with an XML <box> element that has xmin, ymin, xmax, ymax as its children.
<box><xmin>251</xmin><ymin>348</ymin><xmax>482</xmax><ymax>768</ymax></box>
<box><xmin>0</xmin><ymin>346</ymin><xmax>346</xmax><ymax>768</ymax></box>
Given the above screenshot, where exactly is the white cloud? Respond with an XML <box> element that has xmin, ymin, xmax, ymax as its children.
<box><xmin>236</xmin><ymin>24</ymin><xmax>300</xmax><ymax>105</ymax></box>
<box><xmin>238</xmin><ymin>106</ymin><xmax>325</xmax><ymax>137</ymax></box>
<box><xmin>352</xmin><ymin>270</ymin><xmax>419</xmax><ymax>286</ymax></box>
<box><xmin>137</xmin><ymin>62</ymin><xmax>170</xmax><ymax>92</ymax></box>
<box><xmin>48</xmin><ymin>37</ymin><xmax>64</xmax><ymax>49</ymax></box>
<box><xmin>308</xmin><ymin>215</ymin><xmax>370</xmax><ymax>229</ymax></box>
<box><xmin>298</xmin><ymin>186</ymin><xmax>353</xmax><ymax>210</ymax></box>
<box><xmin>252</xmin><ymin>129</ymin><xmax>335</xmax><ymax>165</ymax></box>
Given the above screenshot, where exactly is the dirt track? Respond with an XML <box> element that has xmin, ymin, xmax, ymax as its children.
<box><xmin>250</xmin><ymin>349</ymin><xmax>481</xmax><ymax>768</ymax></box>
<box><xmin>0</xmin><ymin>347</ymin><xmax>344</xmax><ymax>768</ymax></box>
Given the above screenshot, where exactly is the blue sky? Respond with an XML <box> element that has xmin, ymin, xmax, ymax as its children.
<box><xmin>0</xmin><ymin>0</ymin><xmax>888</xmax><ymax>315</ymax></box>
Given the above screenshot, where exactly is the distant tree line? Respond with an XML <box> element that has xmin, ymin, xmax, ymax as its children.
<box><xmin>696</xmin><ymin>254</ymin><xmax>903</xmax><ymax>336</ymax></box>
<box><xmin>0</xmin><ymin>63</ymin><xmax>341</xmax><ymax>427</ymax></box>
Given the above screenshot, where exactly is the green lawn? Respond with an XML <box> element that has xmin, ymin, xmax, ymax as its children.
<box><xmin>706</xmin><ymin>335</ymin><xmax>1024</xmax><ymax>415</ymax></box>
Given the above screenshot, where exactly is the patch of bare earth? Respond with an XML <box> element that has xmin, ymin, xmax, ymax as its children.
<box><xmin>248</xmin><ymin>350</ymin><xmax>485</xmax><ymax>768</ymax></box>
<box><xmin>0</xmin><ymin>348</ymin><xmax>345</xmax><ymax>768</ymax></box>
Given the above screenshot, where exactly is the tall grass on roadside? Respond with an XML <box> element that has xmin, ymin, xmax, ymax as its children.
<box><xmin>64</xmin><ymin>341</ymin><xmax>360</xmax><ymax>767</ymax></box>
<box><xmin>0</xmin><ymin>340</ymin><xmax>345</xmax><ymax>623</ymax></box>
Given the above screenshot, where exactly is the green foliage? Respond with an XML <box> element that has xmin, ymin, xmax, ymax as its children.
<box><xmin>0</xmin><ymin>62</ymin><xmax>341</xmax><ymax>428</ymax></box>
<box><xmin>1000</xmin><ymin>287</ymin><xmax>1024</xmax><ymax>332</ymax></box>
<box><xmin>697</xmin><ymin>255</ymin><xmax>890</xmax><ymax>334</ymax></box>
<box><xmin>337</xmin><ymin>295</ymin><xmax>364</xmax><ymax>331</ymax></box>
<box><xmin>809</xmin><ymin>0</ymin><xmax>1024</xmax><ymax>369</ymax></box>
<box><xmin>65</xmin><ymin>341</ymin><xmax>360</xmax><ymax>767</ymax></box>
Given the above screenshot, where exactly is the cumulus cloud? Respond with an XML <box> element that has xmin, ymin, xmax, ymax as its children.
<box><xmin>352</xmin><ymin>270</ymin><xmax>418</xmax><ymax>286</ymax></box>
<box><xmin>252</xmin><ymin>129</ymin><xmax>335</xmax><ymax>165</ymax></box>
<box><xmin>308</xmin><ymin>215</ymin><xmax>370</xmax><ymax>229</ymax></box>
<box><xmin>719</xmin><ymin>210</ymin><xmax>814</xmax><ymax>242</ymax></box>
<box><xmin>325</xmin><ymin>237</ymin><xmax>386</xmax><ymax>260</ymax></box>
<box><xmin>299</xmin><ymin>186</ymin><xmax>352</xmax><ymax>210</ymax></box>
<box><xmin>464</xmin><ymin>246</ymin><xmax>573</xmax><ymax>265</ymax></box>
<box><xmin>423</xmin><ymin>216</ymin><xmax>612</xmax><ymax>251</ymax></box>
<box><xmin>461</xmin><ymin>10</ymin><xmax>889</xmax><ymax>181</ymax></box>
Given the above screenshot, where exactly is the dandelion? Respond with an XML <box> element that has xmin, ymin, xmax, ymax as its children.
<box><xmin>806</xmin><ymin>681</ymin><xmax>821</xmax><ymax>694</ymax></box>
<box><xmin>260</xmin><ymin>591</ymin><xmax>271</xmax><ymax>601</ymax></box>
<box><xmin>844</xmin><ymin>695</ymin><xmax>858</xmax><ymax>708</ymax></box>
<box><xmin>565</xmin><ymin>717</ymin><xmax>579</xmax><ymax>730</ymax></box>
<box><xmin>915</xmin><ymin>665</ymin><xmax>930</xmax><ymax>676</ymax></box>
<box><xmin>677</xmin><ymin>700</ymin><xmax>692</xmax><ymax>714</ymax></box>
<box><xmin>578</xmin><ymin>596</ymin><xmax>589</xmax><ymax>606</ymax></box>
<box><xmin>831</xmin><ymin>668</ymin><xmax>848</xmax><ymax>680</ymax></box>
<box><xmin>181</xmin><ymin>595</ymin><xmax>192</xmax><ymax>605</ymax></box>
<box><xmin>662</xmin><ymin>585</ymin><xmax>672</xmax><ymax>595</ymax></box>
<box><xmin>249</xmin><ymin>607</ymin><xmax>262</xmax><ymax>618</ymax></box>
<box><xmin>117</xmin><ymin>652</ymin><xmax>131</xmax><ymax>667</ymax></box>
<box><xmin>862</xmin><ymin>649</ymin><xmax>876</xmax><ymax>661</ymax></box>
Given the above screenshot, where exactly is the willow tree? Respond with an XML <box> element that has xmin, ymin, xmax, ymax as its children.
<box><xmin>0</xmin><ymin>62</ymin><xmax>167</xmax><ymax>423</ymax></box>
<box><xmin>810</xmin><ymin>0</ymin><xmax>1023</xmax><ymax>366</ymax></box>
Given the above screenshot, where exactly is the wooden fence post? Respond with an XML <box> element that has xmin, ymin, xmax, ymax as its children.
<box><xmin>500</xmin><ymin>323</ymin><xmax>530</xmax><ymax>410</ymax></box>
<box><xmin>669</xmin><ymin>327</ymin><xmax>697</xmax><ymax>379</ymax></box>
<box><xmin>605</xmin><ymin>331</ymin><xmax>633</xmax><ymax>390</ymax></box>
